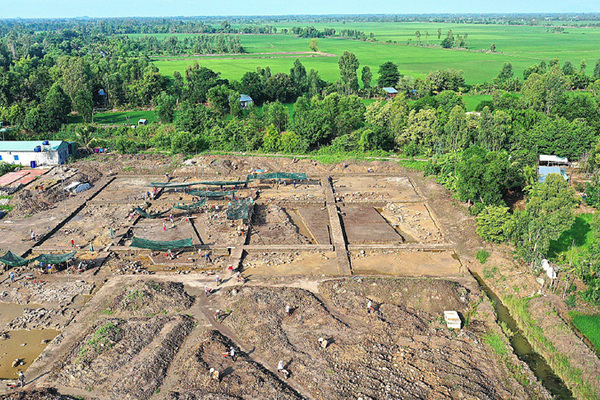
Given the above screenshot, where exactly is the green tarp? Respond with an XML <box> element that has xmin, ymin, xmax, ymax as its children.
<box><xmin>198</xmin><ymin>180</ymin><xmax>248</xmax><ymax>186</ymax></box>
<box><xmin>189</xmin><ymin>190</ymin><xmax>235</xmax><ymax>198</ymax></box>
<box><xmin>35</xmin><ymin>252</ymin><xmax>76</xmax><ymax>265</ymax></box>
<box><xmin>227</xmin><ymin>198</ymin><xmax>254</xmax><ymax>221</ymax></box>
<box><xmin>0</xmin><ymin>251</ymin><xmax>30</xmax><ymax>267</ymax></box>
<box><xmin>174</xmin><ymin>199</ymin><xmax>206</xmax><ymax>210</ymax></box>
<box><xmin>135</xmin><ymin>207</ymin><xmax>171</xmax><ymax>219</ymax></box>
<box><xmin>247</xmin><ymin>172</ymin><xmax>307</xmax><ymax>181</ymax></box>
<box><xmin>150</xmin><ymin>180</ymin><xmax>247</xmax><ymax>188</ymax></box>
<box><xmin>130</xmin><ymin>237</ymin><xmax>193</xmax><ymax>251</ymax></box>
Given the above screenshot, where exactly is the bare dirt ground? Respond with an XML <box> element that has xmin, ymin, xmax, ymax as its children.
<box><xmin>0</xmin><ymin>154</ymin><xmax>589</xmax><ymax>399</ymax></box>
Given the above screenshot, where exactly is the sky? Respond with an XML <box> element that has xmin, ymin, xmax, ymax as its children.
<box><xmin>0</xmin><ymin>0</ymin><xmax>598</xmax><ymax>19</ymax></box>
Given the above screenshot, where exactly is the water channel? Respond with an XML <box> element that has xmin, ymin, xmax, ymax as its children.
<box><xmin>471</xmin><ymin>271</ymin><xmax>573</xmax><ymax>399</ymax></box>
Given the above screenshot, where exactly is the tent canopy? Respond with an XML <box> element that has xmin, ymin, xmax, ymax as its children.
<box><xmin>135</xmin><ymin>208</ymin><xmax>171</xmax><ymax>219</ymax></box>
<box><xmin>130</xmin><ymin>237</ymin><xmax>193</xmax><ymax>251</ymax></box>
<box><xmin>0</xmin><ymin>251</ymin><xmax>30</xmax><ymax>267</ymax></box>
<box><xmin>247</xmin><ymin>172</ymin><xmax>307</xmax><ymax>181</ymax></box>
<box><xmin>227</xmin><ymin>198</ymin><xmax>254</xmax><ymax>220</ymax></box>
<box><xmin>174</xmin><ymin>199</ymin><xmax>206</xmax><ymax>210</ymax></box>
<box><xmin>35</xmin><ymin>251</ymin><xmax>76</xmax><ymax>265</ymax></box>
<box><xmin>189</xmin><ymin>190</ymin><xmax>235</xmax><ymax>198</ymax></box>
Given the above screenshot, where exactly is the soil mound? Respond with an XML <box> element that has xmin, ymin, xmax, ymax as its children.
<box><xmin>217</xmin><ymin>281</ymin><xmax>516</xmax><ymax>399</ymax></box>
<box><xmin>0</xmin><ymin>388</ymin><xmax>78</xmax><ymax>400</ymax></box>
<box><xmin>106</xmin><ymin>280</ymin><xmax>194</xmax><ymax>317</ymax></box>
<box><xmin>53</xmin><ymin>315</ymin><xmax>193</xmax><ymax>400</ymax></box>
<box><xmin>319</xmin><ymin>277</ymin><xmax>469</xmax><ymax>314</ymax></box>
<box><xmin>170</xmin><ymin>329</ymin><xmax>302</xmax><ymax>399</ymax></box>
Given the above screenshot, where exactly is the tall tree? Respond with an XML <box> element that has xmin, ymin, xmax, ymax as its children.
<box><xmin>512</xmin><ymin>174</ymin><xmax>578</xmax><ymax>267</ymax></box>
<box><xmin>290</xmin><ymin>59</ymin><xmax>308</xmax><ymax>95</ymax></box>
<box><xmin>377</xmin><ymin>62</ymin><xmax>400</xmax><ymax>88</ymax></box>
<box><xmin>361</xmin><ymin>66</ymin><xmax>372</xmax><ymax>89</ymax></box>
<box><xmin>338</xmin><ymin>51</ymin><xmax>360</xmax><ymax>95</ymax></box>
<box><xmin>309</xmin><ymin>38</ymin><xmax>318</xmax><ymax>52</ymax></box>
<box><xmin>73</xmin><ymin>89</ymin><xmax>93</xmax><ymax>123</ymax></box>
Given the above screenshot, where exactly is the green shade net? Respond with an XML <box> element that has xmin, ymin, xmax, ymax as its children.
<box><xmin>0</xmin><ymin>251</ymin><xmax>30</xmax><ymax>267</ymax></box>
<box><xmin>174</xmin><ymin>199</ymin><xmax>206</xmax><ymax>210</ymax></box>
<box><xmin>198</xmin><ymin>180</ymin><xmax>248</xmax><ymax>186</ymax></box>
<box><xmin>135</xmin><ymin>208</ymin><xmax>171</xmax><ymax>219</ymax></box>
<box><xmin>130</xmin><ymin>237</ymin><xmax>193</xmax><ymax>251</ymax></box>
<box><xmin>189</xmin><ymin>190</ymin><xmax>235</xmax><ymax>198</ymax></box>
<box><xmin>247</xmin><ymin>172</ymin><xmax>307</xmax><ymax>181</ymax></box>
<box><xmin>227</xmin><ymin>198</ymin><xmax>254</xmax><ymax>220</ymax></box>
<box><xmin>35</xmin><ymin>252</ymin><xmax>76</xmax><ymax>264</ymax></box>
<box><xmin>150</xmin><ymin>180</ymin><xmax>247</xmax><ymax>188</ymax></box>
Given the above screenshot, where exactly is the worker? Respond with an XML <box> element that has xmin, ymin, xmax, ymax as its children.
<box><xmin>169</xmin><ymin>214</ymin><xmax>174</xmax><ymax>228</ymax></box>
<box><xmin>228</xmin><ymin>265</ymin><xmax>234</xmax><ymax>274</ymax></box>
<box><xmin>9</xmin><ymin>271</ymin><xmax>15</xmax><ymax>283</ymax></box>
<box><xmin>165</xmin><ymin>173</ymin><xmax>171</xmax><ymax>182</ymax></box>
<box><xmin>70</xmin><ymin>238</ymin><xmax>75</xmax><ymax>247</ymax></box>
<box><xmin>209</xmin><ymin>367</ymin><xmax>219</xmax><ymax>381</ymax></box>
<box><xmin>204</xmin><ymin>286</ymin><xmax>211</xmax><ymax>297</ymax></box>
<box><xmin>367</xmin><ymin>300</ymin><xmax>375</xmax><ymax>314</ymax></box>
<box><xmin>214</xmin><ymin>309</ymin><xmax>222</xmax><ymax>321</ymax></box>
<box><xmin>163</xmin><ymin>222</ymin><xmax>167</xmax><ymax>232</ymax></box>
<box><xmin>18</xmin><ymin>371</ymin><xmax>25</xmax><ymax>387</ymax></box>
<box><xmin>229</xmin><ymin>346</ymin><xmax>236</xmax><ymax>361</ymax></box>
<box><xmin>318</xmin><ymin>337</ymin><xmax>328</xmax><ymax>349</ymax></box>
<box><xmin>30</xmin><ymin>230</ymin><xmax>35</xmax><ymax>241</ymax></box>
<box><xmin>277</xmin><ymin>360</ymin><xmax>289</xmax><ymax>378</ymax></box>
<box><xmin>109</xmin><ymin>227</ymin><xmax>115</xmax><ymax>238</ymax></box>
<box><xmin>215</xmin><ymin>275</ymin><xmax>221</xmax><ymax>286</ymax></box>
<box><xmin>327</xmin><ymin>176</ymin><xmax>332</xmax><ymax>185</ymax></box>
<box><xmin>285</xmin><ymin>305</ymin><xmax>291</xmax><ymax>316</ymax></box>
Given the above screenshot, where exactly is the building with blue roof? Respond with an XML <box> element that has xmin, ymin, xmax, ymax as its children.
<box><xmin>538</xmin><ymin>166</ymin><xmax>569</xmax><ymax>183</ymax></box>
<box><xmin>0</xmin><ymin>140</ymin><xmax>70</xmax><ymax>167</ymax></box>
<box><xmin>239</xmin><ymin>94</ymin><xmax>253</xmax><ymax>109</ymax></box>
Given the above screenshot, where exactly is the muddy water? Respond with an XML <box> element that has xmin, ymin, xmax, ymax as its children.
<box><xmin>284</xmin><ymin>208</ymin><xmax>316</xmax><ymax>244</ymax></box>
<box><xmin>0</xmin><ymin>303</ymin><xmax>41</xmax><ymax>327</ymax></box>
<box><xmin>0</xmin><ymin>329</ymin><xmax>60</xmax><ymax>379</ymax></box>
<box><xmin>471</xmin><ymin>272</ymin><xmax>574</xmax><ymax>399</ymax></box>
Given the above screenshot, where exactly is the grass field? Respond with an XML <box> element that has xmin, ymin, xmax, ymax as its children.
<box><xmin>548</xmin><ymin>213</ymin><xmax>595</xmax><ymax>265</ymax></box>
<box><xmin>570</xmin><ymin>313</ymin><xmax>600</xmax><ymax>353</ymax></box>
<box><xmin>149</xmin><ymin>22</ymin><xmax>600</xmax><ymax>85</ymax></box>
<box><xmin>68</xmin><ymin>110</ymin><xmax>158</xmax><ymax>125</ymax></box>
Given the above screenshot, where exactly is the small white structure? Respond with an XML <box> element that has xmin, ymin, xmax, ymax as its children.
<box><xmin>0</xmin><ymin>141</ymin><xmax>70</xmax><ymax>167</ymax></box>
<box><xmin>539</xmin><ymin>155</ymin><xmax>569</xmax><ymax>166</ymax></box>
<box><xmin>444</xmin><ymin>311</ymin><xmax>462</xmax><ymax>329</ymax></box>
<box><xmin>138</xmin><ymin>119</ymin><xmax>148</xmax><ymax>126</ymax></box>
<box><xmin>540</xmin><ymin>259</ymin><xmax>557</xmax><ymax>280</ymax></box>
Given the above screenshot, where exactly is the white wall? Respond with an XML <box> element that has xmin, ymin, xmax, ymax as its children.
<box><xmin>0</xmin><ymin>150</ymin><xmax>61</xmax><ymax>166</ymax></box>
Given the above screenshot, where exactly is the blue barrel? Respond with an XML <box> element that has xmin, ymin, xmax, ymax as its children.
<box><xmin>30</xmin><ymin>160</ymin><xmax>36</xmax><ymax>168</ymax></box>
<box><xmin>42</xmin><ymin>140</ymin><xmax>50</xmax><ymax>145</ymax></box>
<box><xmin>34</xmin><ymin>146</ymin><xmax>41</xmax><ymax>152</ymax></box>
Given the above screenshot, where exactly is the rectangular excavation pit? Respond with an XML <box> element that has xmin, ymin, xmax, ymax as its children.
<box><xmin>243</xmin><ymin>250</ymin><xmax>339</xmax><ymax>276</ymax></box>
<box><xmin>351</xmin><ymin>249</ymin><xmax>462</xmax><ymax>276</ymax></box>
<box><xmin>340</xmin><ymin>206</ymin><xmax>403</xmax><ymax>245</ymax></box>
<box><xmin>376</xmin><ymin>203</ymin><xmax>445</xmax><ymax>244</ymax></box>
<box><xmin>333</xmin><ymin>176</ymin><xmax>421</xmax><ymax>202</ymax></box>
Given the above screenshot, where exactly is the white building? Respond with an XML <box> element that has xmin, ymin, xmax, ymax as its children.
<box><xmin>0</xmin><ymin>141</ymin><xmax>70</xmax><ymax>167</ymax></box>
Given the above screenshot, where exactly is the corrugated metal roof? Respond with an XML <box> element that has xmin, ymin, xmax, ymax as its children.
<box><xmin>239</xmin><ymin>94</ymin><xmax>253</xmax><ymax>102</ymax></box>
<box><xmin>0</xmin><ymin>141</ymin><xmax>66</xmax><ymax>152</ymax></box>
<box><xmin>539</xmin><ymin>154</ymin><xmax>569</xmax><ymax>163</ymax></box>
<box><xmin>383</xmin><ymin>87</ymin><xmax>398</xmax><ymax>94</ymax></box>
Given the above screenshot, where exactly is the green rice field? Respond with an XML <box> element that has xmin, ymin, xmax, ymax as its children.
<box><xmin>150</xmin><ymin>22</ymin><xmax>600</xmax><ymax>85</ymax></box>
<box><xmin>571</xmin><ymin>313</ymin><xmax>600</xmax><ymax>353</ymax></box>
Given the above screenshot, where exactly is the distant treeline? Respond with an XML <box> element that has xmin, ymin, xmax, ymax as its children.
<box><xmin>3</xmin><ymin>14</ymin><xmax>600</xmax><ymax>38</ymax></box>
<box><xmin>286</xmin><ymin>26</ymin><xmax>375</xmax><ymax>41</ymax></box>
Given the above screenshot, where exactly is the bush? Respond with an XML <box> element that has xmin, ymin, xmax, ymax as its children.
<box><xmin>476</xmin><ymin>205</ymin><xmax>514</xmax><ymax>242</ymax></box>
<box><xmin>476</xmin><ymin>249</ymin><xmax>490</xmax><ymax>264</ymax></box>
